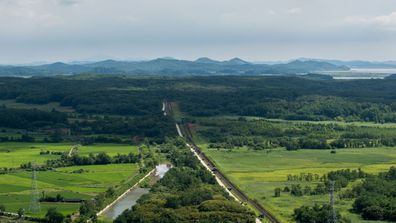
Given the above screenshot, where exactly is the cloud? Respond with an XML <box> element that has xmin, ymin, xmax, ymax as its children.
<box><xmin>346</xmin><ymin>11</ymin><xmax>396</xmax><ymax>30</ymax></box>
<box><xmin>0</xmin><ymin>0</ymin><xmax>62</xmax><ymax>30</ymax></box>
<box><xmin>57</xmin><ymin>0</ymin><xmax>80</xmax><ymax>6</ymax></box>
<box><xmin>375</xmin><ymin>11</ymin><xmax>396</xmax><ymax>26</ymax></box>
<box><xmin>287</xmin><ymin>7</ymin><xmax>302</xmax><ymax>15</ymax></box>
<box><xmin>0</xmin><ymin>0</ymin><xmax>396</xmax><ymax>63</ymax></box>
<box><xmin>268</xmin><ymin>10</ymin><xmax>277</xmax><ymax>15</ymax></box>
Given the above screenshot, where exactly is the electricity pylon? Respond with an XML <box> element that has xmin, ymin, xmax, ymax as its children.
<box><xmin>29</xmin><ymin>163</ymin><xmax>40</xmax><ymax>213</ymax></box>
<box><xmin>328</xmin><ymin>181</ymin><xmax>337</xmax><ymax>223</ymax></box>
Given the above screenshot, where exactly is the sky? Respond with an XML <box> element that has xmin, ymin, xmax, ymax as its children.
<box><xmin>1</xmin><ymin>0</ymin><xmax>396</xmax><ymax>64</ymax></box>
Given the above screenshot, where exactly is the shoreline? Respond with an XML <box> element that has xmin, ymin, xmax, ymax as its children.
<box><xmin>96</xmin><ymin>168</ymin><xmax>156</xmax><ymax>217</ymax></box>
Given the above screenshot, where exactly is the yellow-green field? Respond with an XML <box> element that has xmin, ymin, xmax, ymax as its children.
<box><xmin>221</xmin><ymin>115</ymin><xmax>396</xmax><ymax>129</ymax></box>
<box><xmin>0</xmin><ymin>163</ymin><xmax>140</xmax><ymax>217</ymax></box>
<box><xmin>200</xmin><ymin>145</ymin><xmax>396</xmax><ymax>223</ymax></box>
<box><xmin>0</xmin><ymin>100</ymin><xmax>74</xmax><ymax>113</ymax></box>
<box><xmin>0</xmin><ymin>143</ymin><xmax>141</xmax><ymax>217</ymax></box>
<box><xmin>0</xmin><ymin>143</ymin><xmax>138</xmax><ymax>168</ymax></box>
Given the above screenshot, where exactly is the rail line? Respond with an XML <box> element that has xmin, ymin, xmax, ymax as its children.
<box><xmin>164</xmin><ymin>101</ymin><xmax>281</xmax><ymax>223</ymax></box>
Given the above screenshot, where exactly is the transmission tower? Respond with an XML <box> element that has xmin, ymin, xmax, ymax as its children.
<box><xmin>29</xmin><ymin>163</ymin><xmax>41</xmax><ymax>213</ymax></box>
<box><xmin>328</xmin><ymin>181</ymin><xmax>337</xmax><ymax>223</ymax></box>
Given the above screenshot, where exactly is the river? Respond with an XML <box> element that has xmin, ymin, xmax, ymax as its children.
<box><xmin>100</xmin><ymin>164</ymin><xmax>172</xmax><ymax>219</ymax></box>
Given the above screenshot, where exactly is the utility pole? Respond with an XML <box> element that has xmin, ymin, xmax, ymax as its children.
<box><xmin>328</xmin><ymin>181</ymin><xmax>337</xmax><ymax>223</ymax></box>
<box><xmin>29</xmin><ymin>163</ymin><xmax>40</xmax><ymax>213</ymax></box>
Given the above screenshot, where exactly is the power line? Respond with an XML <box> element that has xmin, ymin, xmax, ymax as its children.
<box><xmin>328</xmin><ymin>181</ymin><xmax>337</xmax><ymax>223</ymax></box>
<box><xmin>29</xmin><ymin>163</ymin><xmax>40</xmax><ymax>214</ymax></box>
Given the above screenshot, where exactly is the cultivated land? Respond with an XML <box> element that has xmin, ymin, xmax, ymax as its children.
<box><xmin>0</xmin><ymin>143</ymin><xmax>140</xmax><ymax>217</ymax></box>
<box><xmin>189</xmin><ymin>116</ymin><xmax>396</xmax><ymax>223</ymax></box>
<box><xmin>228</xmin><ymin>116</ymin><xmax>396</xmax><ymax>129</ymax></box>
<box><xmin>0</xmin><ymin>99</ymin><xmax>75</xmax><ymax>113</ymax></box>
<box><xmin>3</xmin><ymin>76</ymin><xmax>396</xmax><ymax>222</ymax></box>
<box><xmin>201</xmin><ymin>145</ymin><xmax>396</xmax><ymax>222</ymax></box>
<box><xmin>199</xmin><ymin>145</ymin><xmax>396</xmax><ymax>223</ymax></box>
<box><xmin>0</xmin><ymin>143</ymin><xmax>139</xmax><ymax>168</ymax></box>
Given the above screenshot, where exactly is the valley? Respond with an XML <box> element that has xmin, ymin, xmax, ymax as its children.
<box><xmin>1</xmin><ymin>75</ymin><xmax>396</xmax><ymax>222</ymax></box>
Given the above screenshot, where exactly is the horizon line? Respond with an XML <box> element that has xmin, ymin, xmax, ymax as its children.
<box><xmin>2</xmin><ymin>57</ymin><xmax>396</xmax><ymax>67</ymax></box>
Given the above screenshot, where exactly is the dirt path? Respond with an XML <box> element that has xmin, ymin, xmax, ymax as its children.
<box><xmin>67</xmin><ymin>145</ymin><xmax>80</xmax><ymax>157</ymax></box>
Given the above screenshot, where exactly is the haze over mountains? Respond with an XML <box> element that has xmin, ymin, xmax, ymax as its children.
<box><xmin>2</xmin><ymin>57</ymin><xmax>396</xmax><ymax>77</ymax></box>
<box><xmin>2</xmin><ymin>57</ymin><xmax>395</xmax><ymax>77</ymax></box>
<box><xmin>0</xmin><ymin>57</ymin><xmax>355</xmax><ymax>76</ymax></box>
<box><xmin>297</xmin><ymin>58</ymin><xmax>396</xmax><ymax>69</ymax></box>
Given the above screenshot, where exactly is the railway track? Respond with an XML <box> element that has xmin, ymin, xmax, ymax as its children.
<box><xmin>164</xmin><ymin>101</ymin><xmax>281</xmax><ymax>223</ymax></box>
<box><xmin>180</xmin><ymin>123</ymin><xmax>281</xmax><ymax>223</ymax></box>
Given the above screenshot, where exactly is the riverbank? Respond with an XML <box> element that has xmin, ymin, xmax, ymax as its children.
<box><xmin>97</xmin><ymin>164</ymin><xmax>172</xmax><ymax>219</ymax></box>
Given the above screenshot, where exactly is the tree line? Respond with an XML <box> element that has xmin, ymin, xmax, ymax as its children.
<box><xmin>198</xmin><ymin>118</ymin><xmax>396</xmax><ymax>151</ymax></box>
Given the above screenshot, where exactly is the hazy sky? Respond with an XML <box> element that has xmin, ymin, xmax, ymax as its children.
<box><xmin>1</xmin><ymin>0</ymin><xmax>396</xmax><ymax>64</ymax></box>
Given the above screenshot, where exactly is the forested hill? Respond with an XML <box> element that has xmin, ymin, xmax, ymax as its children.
<box><xmin>0</xmin><ymin>58</ymin><xmax>348</xmax><ymax>76</ymax></box>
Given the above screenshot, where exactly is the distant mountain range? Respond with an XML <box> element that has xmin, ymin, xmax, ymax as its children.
<box><xmin>0</xmin><ymin>57</ymin><xmax>351</xmax><ymax>76</ymax></box>
<box><xmin>297</xmin><ymin>58</ymin><xmax>396</xmax><ymax>69</ymax></box>
<box><xmin>385</xmin><ymin>74</ymin><xmax>396</xmax><ymax>80</ymax></box>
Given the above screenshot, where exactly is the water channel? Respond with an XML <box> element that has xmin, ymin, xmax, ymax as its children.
<box><xmin>101</xmin><ymin>164</ymin><xmax>171</xmax><ymax>219</ymax></box>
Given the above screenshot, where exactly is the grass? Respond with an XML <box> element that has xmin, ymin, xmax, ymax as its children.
<box><xmin>0</xmin><ymin>163</ymin><xmax>139</xmax><ymax>217</ymax></box>
<box><xmin>192</xmin><ymin>115</ymin><xmax>396</xmax><ymax>222</ymax></box>
<box><xmin>0</xmin><ymin>143</ymin><xmax>138</xmax><ymax>168</ymax></box>
<box><xmin>0</xmin><ymin>99</ymin><xmax>74</xmax><ymax>113</ymax></box>
<box><xmin>200</xmin><ymin>145</ymin><xmax>396</xmax><ymax>223</ymax></box>
<box><xmin>220</xmin><ymin>115</ymin><xmax>396</xmax><ymax>129</ymax></box>
<box><xmin>77</xmin><ymin>144</ymin><xmax>139</xmax><ymax>156</ymax></box>
<box><xmin>265</xmin><ymin>118</ymin><xmax>396</xmax><ymax>129</ymax></box>
<box><xmin>0</xmin><ymin>143</ymin><xmax>141</xmax><ymax>217</ymax></box>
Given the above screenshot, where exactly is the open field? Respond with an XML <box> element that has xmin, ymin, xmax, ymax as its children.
<box><xmin>0</xmin><ymin>100</ymin><xmax>75</xmax><ymax>113</ymax></box>
<box><xmin>0</xmin><ymin>143</ymin><xmax>141</xmax><ymax>217</ymax></box>
<box><xmin>191</xmin><ymin>115</ymin><xmax>396</xmax><ymax>222</ymax></box>
<box><xmin>200</xmin><ymin>145</ymin><xmax>396</xmax><ymax>223</ymax></box>
<box><xmin>0</xmin><ymin>143</ymin><xmax>138</xmax><ymax>168</ymax></box>
<box><xmin>220</xmin><ymin>115</ymin><xmax>396</xmax><ymax>128</ymax></box>
<box><xmin>262</xmin><ymin>118</ymin><xmax>396</xmax><ymax>129</ymax></box>
<box><xmin>0</xmin><ymin>163</ymin><xmax>139</xmax><ymax>217</ymax></box>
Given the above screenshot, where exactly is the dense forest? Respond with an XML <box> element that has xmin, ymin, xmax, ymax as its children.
<box><xmin>2</xmin><ymin>75</ymin><xmax>396</xmax><ymax>146</ymax></box>
<box><xmin>0</xmin><ymin>107</ymin><xmax>67</xmax><ymax>129</ymax></box>
<box><xmin>1</xmin><ymin>76</ymin><xmax>396</xmax><ymax>123</ymax></box>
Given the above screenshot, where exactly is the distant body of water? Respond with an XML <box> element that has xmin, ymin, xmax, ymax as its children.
<box><xmin>333</xmin><ymin>76</ymin><xmax>385</xmax><ymax>80</ymax></box>
<box><xmin>319</xmin><ymin>68</ymin><xmax>396</xmax><ymax>80</ymax></box>
<box><xmin>350</xmin><ymin>68</ymin><xmax>396</xmax><ymax>73</ymax></box>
